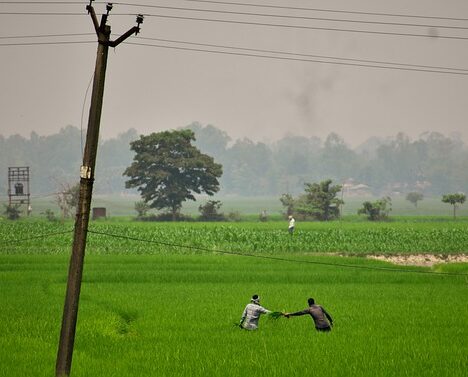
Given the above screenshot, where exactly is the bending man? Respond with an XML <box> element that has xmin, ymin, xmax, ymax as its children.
<box><xmin>239</xmin><ymin>294</ymin><xmax>271</xmax><ymax>330</ymax></box>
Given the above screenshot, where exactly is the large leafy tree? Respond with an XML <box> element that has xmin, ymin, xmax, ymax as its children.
<box><xmin>123</xmin><ymin>130</ymin><xmax>222</xmax><ymax>220</ymax></box>
<box><xmin>296</xmin><ymin>179</ymin><xmax>343</xmax><ymax>221</ymax></box>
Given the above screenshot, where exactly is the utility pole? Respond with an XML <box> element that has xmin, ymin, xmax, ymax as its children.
<box><xmin>55</xmin><ymin>2</ymin><xmax>143</xmax><ymax>376</ymax></box>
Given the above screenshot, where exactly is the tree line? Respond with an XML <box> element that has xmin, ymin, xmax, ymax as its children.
<box><xmin>1</xmin><ymin>123</ymin><xmax>467</xmax><ymax>198</ymax></box>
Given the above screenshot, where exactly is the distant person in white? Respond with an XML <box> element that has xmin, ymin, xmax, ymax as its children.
<box><xmin>288</xmin><ymin>215</ymin><xmax>295</xmax><ymax>235</ymax></box>
<box><xmin>239</xmin><ymin>294</ymin><xmax>271</xmax><ymax>330</ymax></box>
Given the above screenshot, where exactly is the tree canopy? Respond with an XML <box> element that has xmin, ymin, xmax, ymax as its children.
<box><xmin>441</xmin><ymin>193</ymin><xmax>466</xmax><ymax>219</ymax></box>
<box><xmin>358</xmin><ymin>196</ymin><xmax>392</xmax><ymax>221</ymax></box>
<box><xmin>406</xmin><ymin>192</ymin><xmax>424</xmax><ymax>207</ymax></box>
<box><xmin>295</xmin><ymin>179</ymin><xmax>343</xmax><ymax>221</ymax></box>
<box><xmin>2</xmin><ymin>125</ymin><xmax>468</xmax><ymax>198</ymax></box>
<box><xmin>123</xmin><ymin>129</ymin><xmax>222</xmax><ymax>220</ymax></box>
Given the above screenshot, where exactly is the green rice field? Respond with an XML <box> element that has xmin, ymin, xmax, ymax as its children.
<box><xmin>1</xmin><ymin>219</ymin><xmax>467</xmax><ymax>376</ymax></box>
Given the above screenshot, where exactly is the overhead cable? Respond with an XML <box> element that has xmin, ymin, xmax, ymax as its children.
<box><xmin>0</xmin><ymin>230</ymin><xmax>72</xmax><ymax>245</ymax></box>
<box><xmin>87</xmin><ymin>229</ymin><xmax>468</xmax><ymax>277</ymax></box>
<box><xmin>109</xmin><ymin>3</ymin><xmax>468</xmax><ymax>30</ymax></box>
<box><xmin>151</xmin><ymin>0</ymin><xmax>468</xmax><ymax>22</ymax></box>
<box><xmin>127</xmin><ymin>41</ymin><xmax>468</xmax><ymax>76</ymax></box>
<box><xmin>0</xmin><ymin>40</ymin><xmax>94</xmax><ymax>46</ymax></box>
<box><xmin>0</xmin><ymin>32</ymin><xmax>95</xmax><ymax>39</ymax></box>
<box><xmin>3</xmin><ymin>0</ymin><xmax>468</xmax><ymax>22</ymax></box>
<box><xmin>139</xmin><ymin>14</ymin><xmax>468</xmax><ymax>41</ymax></box>
<box><xmin>138</xmin><ymin>36</ymin><xmax>468</xmax><ymax>73</ymax></box>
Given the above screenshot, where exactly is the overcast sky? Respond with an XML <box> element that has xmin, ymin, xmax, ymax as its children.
<box><xmin>1</xmin><ymin>0</ymin><xmax>467</xmax><ymax>147</ymax></box>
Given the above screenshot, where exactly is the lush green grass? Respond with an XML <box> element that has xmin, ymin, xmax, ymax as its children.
<box><xmin>1</xmin><ymin>219</ymin><xmax>467</xmax><ymax>255</ymax></box>
<box><xmin>0</xmin><ymin>253</ymin><xmax>467</xmax><ymax>377</ymax></box>
<box><xmin>1</xmin><ymin>220</ymin><xmax>467</xmax><ymax>376</ymax></box>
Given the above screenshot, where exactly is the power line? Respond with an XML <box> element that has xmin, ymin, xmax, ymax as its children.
<box><xmin>0</xmin><ymin>40</ymin><xmax>94</xmax><ymax>46</ymax></box>
<box><xmin>86</xmin><ymin>229</ymin><xmax>468</xmax><ymax>277</ymax></box>
<box><xmin>0</xmin><ymin>35</ymin><xmax>465</xmax><ymax>75</ymax></box>
<box><xmin>3</xmin><ymin>0</ymin><xmax>468</xmax><ymax>23</ymax></box>
<box><xmin>80</xmin><ymin>72</ymin><xmax>95</xmax><ymax>158</ymax></box>
<box><xmin>0</xmin><ymin>12</ymin><xmax>85</xmax><ymax>15</ymax></box>
<box><xmin>2</xmin><ymin>0</ymin><xmax>468</xmax><ymax>24</ymax></box>
<box><xmin>0</xmin><ymin>228</ymin><xmax>465</xmax><ymax>276</ymax></box>
<box><xmin>138</xmin><ymin>36</ymin><xmax>468</xmax><ymax>73</ymax></box>
<box><xmin>157</xmin><ymin>0</ymin><xmax>468</xmax><ymax>23</ymax></box>
<box><xmin>0</xmin><ymin>230</ymin><xmax>72</xmax><ymax>245</ymax></box>
<box><xmin>0</xmin><ymin>32</ymin><xmax>94</xmax><ymax>39</ymax></box>
<box><xmin>110</xmin><ymin>3</ymin><xmax>468</xmax><ymax>30</ymax></box>
<box><xmin>127</xmin><ymin>41</ymin><xmax>468</xmax><ymax>76</ymax></box>
<box><xmin>140</xmin><ymin>13</ymin><xmax>468</xmax><ymax>41</ymax></box>
<box><xmin>4</xmin><ymin>32</ymin><xmax>464</xmax><ymax>72</ymax></box>
<box><xmin>1</xmin><ymin>12</ymin><xmax>467</xmax><ymax>40</ymax></box>
<box><xmin>0</xmin><ymin>1</ymin><xmax>83</xmax><ymax>3</ymax></box>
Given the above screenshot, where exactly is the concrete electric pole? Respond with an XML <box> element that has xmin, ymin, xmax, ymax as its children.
<box><xmin>55</xmin><ymin>2</ymin><xmax>143</xmax><ymax>376</ymax></box>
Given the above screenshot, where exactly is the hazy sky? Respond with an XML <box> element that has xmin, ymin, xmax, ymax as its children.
<box><xmin>1</xmin><ymin>0</ymin><xmax>467</xmax><ymax>147</ymax></box>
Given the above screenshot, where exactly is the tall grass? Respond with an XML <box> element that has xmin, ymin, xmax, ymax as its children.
<box><xmin>0</xmin><ymin>254</ymin><xmax>466</xmax><ymax>377</ymax></box>
<box><xmin>1</xmin><ymin>219</ymin><xmax>467</xmax><ymax>255</ymax></box>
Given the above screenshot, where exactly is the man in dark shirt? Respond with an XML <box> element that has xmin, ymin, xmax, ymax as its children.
<box><xmin>284</xmin><ymin>298</ymin><xmax>333</xmax><ymax>332</ymax></box>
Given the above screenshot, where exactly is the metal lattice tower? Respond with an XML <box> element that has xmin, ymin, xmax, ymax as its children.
<box><xmin>8</xmin><ymin>167</ymin><xmax>31</xmax><ymax>209</ymax></box>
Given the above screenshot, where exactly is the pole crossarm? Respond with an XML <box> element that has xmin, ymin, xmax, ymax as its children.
<box><xmin>87</xmin><ymin>2</ymin><xmax>143</xmax><ymax>47</ymax></box>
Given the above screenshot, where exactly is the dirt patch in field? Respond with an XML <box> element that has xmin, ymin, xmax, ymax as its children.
<box><xmin>367</xmin><ymin>254</ymin><xmax>468</xmax><ymax>267</ymax></box>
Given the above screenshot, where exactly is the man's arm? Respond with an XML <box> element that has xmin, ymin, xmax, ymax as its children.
<box><xmin>258</xmin><ymin>305</ymin><xmax>271</xmax><ymax>314</ymax></box>
<box><xmin>285</xmin><ymin>308</ymin><xmax>309</xmax><ymax>318</ymax></box>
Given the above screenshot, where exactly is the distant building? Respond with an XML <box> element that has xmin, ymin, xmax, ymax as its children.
<box><xmin>342</xmin><ymin>179</ymin><xmax>372</xmax><ymax>197</ymax></box>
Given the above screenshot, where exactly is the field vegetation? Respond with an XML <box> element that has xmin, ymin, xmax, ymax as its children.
<box><xmin>1</xmin><ymin>219</ymin><xmax>468</xmax><ymax>255</ymax></box>
<box><xmin>1</xmin><ymin>217</ymin><xmax>467</xmax><ymax>376</ymax></box>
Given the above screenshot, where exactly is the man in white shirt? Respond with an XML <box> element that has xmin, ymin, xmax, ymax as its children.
<box><xmin>239</xmin><ymin>295</ymin><xmax>271</xmax><ymax>330</ymax></box>
<box><xmin>288</xmin><ymin>215</ymin><xmax>295</xmax><ymax>235</ymax></box>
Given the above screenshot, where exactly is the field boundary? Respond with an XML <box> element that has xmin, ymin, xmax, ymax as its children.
<box><xmin>367</xmin><ymin>253</ymin><xmax>468</xmax><ymax>266</ymax></box>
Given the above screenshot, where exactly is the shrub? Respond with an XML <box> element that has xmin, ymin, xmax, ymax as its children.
<box><xmin>3</xmin><ymin>204</ymin><xmax>21</xmax><ymax>220</ymax></box>
<box><xmin>134</xmin><ymin>201</ymin><xmax>150</xmax><ymax>218</ymax></box>
<box><xmin>226</xmin><ymin>211</ymin><xmax>242</xmax><ymax>222</ymax></box>
<box><xmin>41</xmin><ymin>209</ymin><xmax>57</xmax><ymax>222</ymax></box>
<box><xmin>138</xmin><ymin>213</ymin><xmax>194</xmax><ymax>222</ymax></box>
<box><xmin>358</xmin><ymin>196</ymin><xmax>392</xmax><ymax>221</ymax></box>
<box><xmin>198</xmin><ymin>200</ymin><xmax>225</xmax><ymax>221</ymax></box>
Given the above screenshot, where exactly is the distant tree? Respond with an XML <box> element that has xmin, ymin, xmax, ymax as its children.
<box><xmin>226</xmin><ymin>211</ymin><xmax>242</xmax><ymax>222</ymax></box>
<box><xmin>198</xmin><ymin>200</ymin><xmax>225</xmax><ymax>221</ymax></box>
<box><xmin>41</xmin><ymin>209</ymin><xmax>57</xmax><ymax>222</ymax></box>
<box><xmin>279</xmin><ymin>193</ymin><xmax>295</xmax><ymax>217</ymax></box>
<box><xmin>320</xmin><ymin>133</ymin><xmax>358</xmax><ymax>180</ymax></box>
<box><xmin>134</xmin><ymin>201</ymin><xmax>150</xmax><ymax>218</ymax></box>
<box><xmin>96</xmin><ymin>128</ymin><xmax>138</xmax><ymax>193</ymax></box>
<box><xmin>224</xmin><ymin>138</ymin><xmax>275</xmax><ymax>195</ymax></box>
<box><xmin>406</xmin><ymin>192</ymin><xmax>424</xmax><ymax>207</ymax></box>
<box><xmin>56</xmin><ymin>182</ymin><xmax>80</xmax><ymax>219</ymax></box>
<box><xmin>296</xmin><ymin>179</ymin><xmax>343</xmax><ymax>221</ymax></box>
<box><xmin>3</xmin><ymin>204</ymin><xmax>21</xmax><ymax>220</ymax></box>
<box><xmin>124</xmin><ymin>130</ymin><xmax>223</xmax><ymax>221</ymax></box>
<box><xmin>358</xmin><ymin>196</ymin><xmax>392</xmax><ymax>221</ymax></box>
<box><xmin>441</xmin><ymin>193</ymin><xmax>466</xmax><ymax>219</ymax></box>
<box><xmin>185</xmin><ymin>122</ymin><xmax>231</xmax><ymax>158</ymax></box>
